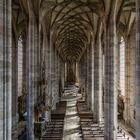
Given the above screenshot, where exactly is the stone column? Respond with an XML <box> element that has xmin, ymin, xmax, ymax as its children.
<box><xmin>136</xmin><ymin>0</ymin><xmax>140</xmax><ymax>139</ymax></box>
<box><xmin>94</xmin><ymin>29</ymin><xmax>103</xmax><ymax>123</ymax></box>
<box><xmin>86</xmin><ymin>46</ymin><xmax>89</xmax><ymax>103</ymax></box>
<box><xmin>1</xmin><ymin>0</ymin><xmax>12</xmax><ymax>138</ymax></box>
<box><xmin>53</xmin><ymin>49</ymin><xmax>59</xmax><ymax>109</ymax></box>
<box><xmin>26</xmin><ymin>22</ymin><xmax>34</xmax><ymax>140</ymax></box>
<box><xmin>64</xmin><ymin>62</ymin><xmax>67</xmax><ymax>83</ymax></box>
<box><xmin>58</xmin><ymin>60</ymin><xmax>64</xmax><ymax>97</ymax></box>
<box><xmin>59</xmin><ymin>61</ymin><xmax>64</xmax><ymax>93</ymax></box>
<box><xmin>104</xmin><ymin>0</ymin><xmax>118</xmax><ymax>139</ymax></box>
<box><xmin>34</xmin><ymin>24</ymin><xmax>40</xmax><ymax>106</ymax></box>
<box><xmin>87</xmin><ymin>45</ymin><xmax>90</xmax><ymax>107</ymax></box>
<box><xmin>84</xmin><ymin>49</ymin><xmax>88</xmax><ymax>102</ymax></box>
<box><xmin>22</xmin><ymin>36</ymin><xmax>27</xmax><ymax>117</ymax></box>
<box><xmin>0</xmin><ymin>0</ymin><xmax>12</xmax><ymax>140</ymax></box>
<box><xmin>55</xmin><ymin>52</ymin><xmax>60</xmax><ymax>102</ymax></box>
<box><xmin>57</xmin><ymin>53</ymin><xmax>61</xmax><ymax>99</ymax></box>
<box><xmin>50</xmin><ymin>45</ymin><xmax>56</xmax><ymax>110</ymax></box>
<box><xmin>98</xmin><ymin>35</ymin><xmax>103</xmax><ymax>123</ymax></box>
<box><xmin>79</xmin><ymin>53</ymin><xmax>86</xmax><ymax>100</ymax></box>
<box><xmin>48</xmin><ymin>34</ymin><xmax>53</xmax><ymax>111</ymax></box>
<box><xmin>76</xmin><ymin>62</ymin><xmax>80</xmax><ymax>86</ymax></box>
<box><xmin>62</xmin><ymin>62</ymin><xmax>65</xmax><ymax>89</ymax></box>
<box><xmin>0</xmin><ymin>0</ymin><xmax>12</xmax><ymax>139</ymax></box>
<box><xmin>12</xmin><ymin>36</ymin><xmax>18</xmax><ymax>128</ymax></box>
<box><xmin>91</xmin><ymin>41</ymin><xmax>94</xmax><ymax>112</ymax></box>
<box><xmin>87</xmin><ymin>43</ymin><xmax>93</xmax><ymax>109</ymax></box>
<box><xmin>26</xmin><ymin>1</ymin><xmax>39</xmax><ymax>139</ymax></box>
<box><xmin>57</xmin><ymin>54</ymin><xmax>61</xmax><ymax>98</ymax></box>
<box><xmin>43</xmin><ymin>27</ymin><xmax>51</xmax><ymax>122</ymax></box>
<box><xmin>94</xmin><ymin>40</ymin><xmax>100</xmax><ymax>122</ymax></box>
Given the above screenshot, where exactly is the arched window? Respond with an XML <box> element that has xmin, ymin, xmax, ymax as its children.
<box><xmin>18</xmin><ymin>36</ymin><xmax>23</xmax><ymax>97</ymax></box>
<box><xmin>119</xmin><ymin>37</ymin><xmax>125</xmax><ymax>96</ymax></box>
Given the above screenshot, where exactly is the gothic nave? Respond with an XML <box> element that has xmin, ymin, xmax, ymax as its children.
<box><xmin>0</xmin><ymin>0</ymin><xmax>140</xmax><ymax>140</ymax></box>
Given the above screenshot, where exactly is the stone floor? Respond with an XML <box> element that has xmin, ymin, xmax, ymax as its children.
<box><xmin>62</xmin><ymin>100</ymin><xmax>82</xmax><ymax>140</ymax></box>
<box><xmin>62</xmin><ymin>87</ymin><xmax>82</xmax><ymax>140</ymax></box>
<box><xmin>61</xmin><ymin>85</ymin><xmax>135</xmax><ymax>140</ymax></box>
<box><xmin>118</xmin><ymin>121</ymin><xmax>135</xmax><ymax>140</ymax></box>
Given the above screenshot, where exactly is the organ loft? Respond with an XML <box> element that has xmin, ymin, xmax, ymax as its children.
<box><xmin>0</xmin><ymin>0</ymin><xmax>140</xmax><ymax>140</ymax></box>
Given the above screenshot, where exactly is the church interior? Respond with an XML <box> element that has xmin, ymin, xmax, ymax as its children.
<box><xmin>1</xmin><ymin>0</ymin><xmax>140</xmax><ymax>140</ymax></box>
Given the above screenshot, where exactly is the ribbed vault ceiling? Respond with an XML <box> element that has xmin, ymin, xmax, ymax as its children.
<box><xmin>41</xmin><ymin>0</ymin><xmax>104</xmax><ymax>62</ymax></box>
<box><xmin>12</xmin><ymin>0</ymin><xmax>136</xmax><ymax>62</ymax></box>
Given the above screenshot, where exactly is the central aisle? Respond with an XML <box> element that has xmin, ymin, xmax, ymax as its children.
<box><xmin>61</xmin><ymin>86</ymin><xmax>135</xmax><ymax>140</ymax></box>
<box><xmin>62</xmin><ymin>88</ymin><xmax>82</xmax><ymax>140</ymax></box>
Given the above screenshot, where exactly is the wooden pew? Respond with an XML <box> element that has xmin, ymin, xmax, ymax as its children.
<box><xmin>77</xmin><ymin>100</ymin><xmax>106</xmax><ymax>140</ymax></box>
<box><xmin>42</xmin><ymin>101</ymin><xmax>66</xmax><ymax>140</ymax></box>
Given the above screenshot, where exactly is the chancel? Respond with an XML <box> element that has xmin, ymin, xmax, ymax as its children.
<box><xmin>1</xmin><ymin>0</ymin><xmax>140</xmax><ymax>140</ymax></box>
